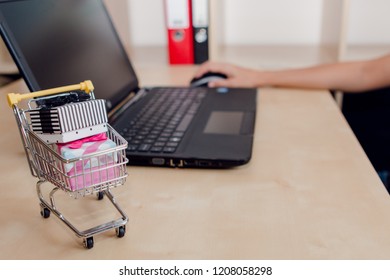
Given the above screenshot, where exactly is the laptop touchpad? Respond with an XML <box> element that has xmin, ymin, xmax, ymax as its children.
<box><xmin>204</xmin><ymin>111</ymin><xmax>243</xmax><ymax>135</ymax></box>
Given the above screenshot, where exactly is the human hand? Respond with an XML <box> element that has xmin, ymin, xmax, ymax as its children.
<box><xmin>193</xmin><ymin>61</ymin><xmax>262</xmax><ymax>88</ymax></box>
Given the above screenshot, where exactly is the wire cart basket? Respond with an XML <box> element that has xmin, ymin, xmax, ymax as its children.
<box><xmin>7</xmin><ymin>80</ymin><xmax>129</xmax><ymax>249</ymax></box>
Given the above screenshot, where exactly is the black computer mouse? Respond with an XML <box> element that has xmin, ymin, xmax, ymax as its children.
<box><xmin>190</xmin><ymin>72</ymin><xmax>228</xmax><ymax>87</ymax></box>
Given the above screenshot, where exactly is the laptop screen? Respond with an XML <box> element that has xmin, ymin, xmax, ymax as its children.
<box><xmin>0</xmin><ymin>0</ymin><xmax>138</xmax><ymax>111</ymax></box>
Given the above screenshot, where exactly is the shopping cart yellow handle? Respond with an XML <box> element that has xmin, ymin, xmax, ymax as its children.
<box><xmin>7</xmin><ymin>80</ymin><xmax>94</xmax><ymax>107</ymax></box>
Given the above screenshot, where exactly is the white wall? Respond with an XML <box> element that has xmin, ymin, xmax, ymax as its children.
<box><xmin>223</xmin><ymin>0</ymin><xmax>323</xmax><ymax>45</ymax></box>
<box><xmin>347</xmin><ymin>0</ymin><xmax>390</xmax><ymax>45</ymax></box>
<box><xmin>127</xmin><ymin>0</ymin><xmax>166</xmax><ymax>46</ymax></box>
<box><xmin>127</xmin><ymin>0</ymin><xmax>390</xmax><ymax>46</ymax></box>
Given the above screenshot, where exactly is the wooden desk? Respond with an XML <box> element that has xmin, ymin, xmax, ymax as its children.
<box><xmin>1</xmin><ymin>66</ymin><xmax>390</xmax><ymax>260</ymax></box>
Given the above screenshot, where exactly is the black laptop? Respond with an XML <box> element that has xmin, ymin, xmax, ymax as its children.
<box><xmin>0</xmin><ymin>0</ymin><xmax>257</xmax><ymax>168</ymax></box>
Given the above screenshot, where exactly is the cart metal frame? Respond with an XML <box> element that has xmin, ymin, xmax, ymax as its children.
<box><xmin>7</xmin><ymin>81</ymin><xmax>129</xmax><ymax>249</ymax></box>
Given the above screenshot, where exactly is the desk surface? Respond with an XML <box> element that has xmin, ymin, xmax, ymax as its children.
<box><xmin>1</xmin><ymin>56</ymin><xmax>390</xmax><ymax>260</ymax></box>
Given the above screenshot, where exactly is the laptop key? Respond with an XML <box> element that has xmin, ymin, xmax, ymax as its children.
<box><xmin>160</xmin><ymin>132</ymin><xmax>171</xmax><ymax>138</ymax></box>
<box><xmin>127</xmin><ymin>145</ymin><xmax>138</xmax><ymax>151</ymax></box>
<box><xmin>166</xmin><ymin>142</ymin><xmax>179</xmax><ymax>147</ymax></box>
<box><xmin>163</xmin><ymin>147</ymin><xmax>176</xmax><ymax>153</ymax></box>
<box><xmin>157</xmin><ymin>137</ymin><xmax>169</xmax><ymax>142</ymax></box>
<box><xmin>176</xmin><ymin>113</ymin><xmax>195</xmax><ymax>132</ymax></box>
<box><xmin>172</xmin><ymin>132</ymin><xmax>184</xmax><ymax>137</ymax></box>
<box><xmin>130</xmin><ymin>139</ymin><xmax>142</xmax><ymax>145</ymax></box>
<box><xmin>138</xmin><ymin>144</ymin><xmax>151</xmax><ymax>152</ymax></box>
<box><xmin>143</xmin><ymin>139</ymin><xmax>155</xmax><ymax>144</ymax></box>
<box><xmin>150</xmin><ymin>146</ymin><xmax>163</xmax><ymax>153</ymax></box>
<box><xmin>154</xmin><ymin>142</ymin><xmax>166</xmax><ymax>147</ymax></box>
<box><xmin>169</xmin><ymin>137</ymin><xmax>181</xmax><ymax>142</ymax></box>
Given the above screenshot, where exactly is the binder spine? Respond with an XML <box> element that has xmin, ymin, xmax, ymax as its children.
<box><xmin>192</xmin><ymin>0</ymin><xmax>209</xmax><ymax>64</ymax></box>
<box><xmin>165</xmin><ymin>0</ymin><xmax>194</xmax><ymax>64</ymax></box>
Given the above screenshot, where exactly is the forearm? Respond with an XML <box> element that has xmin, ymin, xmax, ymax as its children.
<box><xmin>259</xmin><ymin>56</ymin><xmax>390</xmax><ymax>92</ymax></box>
<box><xmin>195</xmin><ymin>55</ymin><xmax>390</xmax><ymax>91</ymax></box>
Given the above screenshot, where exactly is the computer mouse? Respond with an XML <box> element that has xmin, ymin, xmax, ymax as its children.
<box><xmin>190</xmin><ymin>72</ymin><xmax>228</xmax><ymax>87</ymax></box>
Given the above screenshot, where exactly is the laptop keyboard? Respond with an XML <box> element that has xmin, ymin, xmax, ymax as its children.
<box><xmin>121</xmin><ymin>87</ymin><xmax>207</xmax><ymax>154</ymax></box>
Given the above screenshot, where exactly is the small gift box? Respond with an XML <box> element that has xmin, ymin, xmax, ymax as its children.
<box><xmin>57</xmin><ymin>133</ymin><xmax>119</xmax><ymax>191</ymax></box>
<box><xmin>29</xmin><ymin>99</ymin><xmax>108</xmax><ymax>144</ymax></box>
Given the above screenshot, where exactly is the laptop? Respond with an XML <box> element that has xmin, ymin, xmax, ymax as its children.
<box><xmin>0</xmin><ymin>0</ymin><xmax>257</xmax><ymax>168</ymax></box>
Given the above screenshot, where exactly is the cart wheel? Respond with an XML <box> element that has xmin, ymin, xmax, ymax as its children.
<box><xmin>97</xmin><ymin>191</ymin><xmax>104</xmax><ymax>200</ymax></box>
<box><xmin>40</xmin><ymin>208</ymin><xmax>50</xmax><ymax>219</ymax></box>
<box><xmin>116</xmin><ymin>226</ymin><xmax>126</xmax><ymax>238</ymax></box>
<box><xmin>83</xmin><ymin>237</ymin><xmax>94</xmax><ymax>249</ymax></box>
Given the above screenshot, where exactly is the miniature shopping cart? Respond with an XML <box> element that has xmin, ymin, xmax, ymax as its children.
<box><xmin>7</xmin><ymin>80</ymin><xmax>129</xmax><ymax>249</ymax></box>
